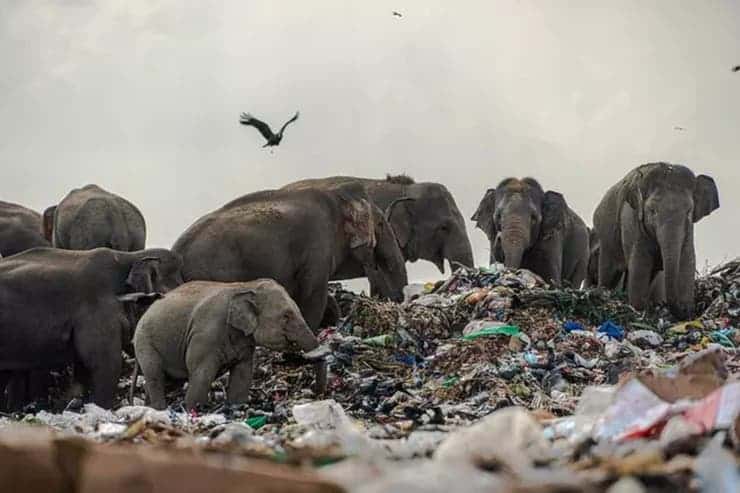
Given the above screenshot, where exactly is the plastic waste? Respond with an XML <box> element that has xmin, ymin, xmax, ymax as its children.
<box><xmin>627</xmin><ymin>329</ymin><xmax>663</xmax><ymax>347</ymax></box>
<box><xmin>362</xmin><ymin>334</ymin><xmax>396</xmax><ymax>347</ymax></box>
<box><xmin>562</xmin><ymin>320</ymin><xmax>584</xmax><ymax>333</ymax></box>
<box><xmin>709</xmin><ymin>328</ymin><xmax>736</xmax><ymax>347</ymax></box>
<box><xmin>598</xmin><ymin>320</ymin><xmax>625</xmax><ymax>341</ymax></box>
<box><xmin>246</xmin><ymin>415</ymin><xmax>267</xmax><ymax>429</ymax></box>
<box><xmin>461</xmin><ymin>320</ymin><xmax>521</xmax><ymax>340</ymax></box>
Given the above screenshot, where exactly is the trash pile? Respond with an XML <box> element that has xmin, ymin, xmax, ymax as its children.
<box><xmin>1</xmin><ymin>262</ymin><xmax>738</xmax><ymax>492</ymax></box>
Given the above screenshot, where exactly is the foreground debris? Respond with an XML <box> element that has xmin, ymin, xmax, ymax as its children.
<box><xmin>2</xmin><ymin>261</ymin><xmax>738</xmax><ymax>492</ymax></box>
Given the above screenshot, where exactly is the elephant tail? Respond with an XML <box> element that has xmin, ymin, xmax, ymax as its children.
<box><xmin>128</xmin><ymin>362</ymin><xmax>140</xmax><ymax>405</ymax></box>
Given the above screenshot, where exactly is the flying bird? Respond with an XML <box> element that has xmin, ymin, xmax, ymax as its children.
<box><xmin>392</xmin><ymin>11</ymin><xmax>403</xmax><ymax>18</ymax></box>
<box><xmin>239</xmin><ymin>111</ymin><xmax>299</xmax><ymax>147</ymax></box>
<box><xmin>733</xmin><ymin>65</ymin><xmax>740</xmax><ymax>72</ymax></box>
<box><xmin>674</xmin><ymin>126</ymin><xmax>686</xmax><ymax>131</ymax></box>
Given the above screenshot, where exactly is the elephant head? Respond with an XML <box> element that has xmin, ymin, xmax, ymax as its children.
<box><xmin>227</xmin><ymin>279</ymin><xmax>327</xmax><ymax>394</ymax></box>
<box><xmin>118</xmin><ymin>249</ymin><xmax>184</xmax><ymax>302</ymax></box>
<box><xmin>385</xmin><ymin>180</ymin><xmax>474</xmax><ymax>273</ymax></box>
<box><xmin>618</xmin><ymin>163</ymin><xmax>719</xmax><ymax>318</ymax></box>
<box><xmin>366</xmin><ymin>202</ymin><xmax>407</xmax><ymax>301</ymax></box>
<box><xmin>335</xmin><ymin>184</ymin><xmax>377</xmax><ymax>267</ymax></box>
<box><xmin>472</xmin><ymin>178</ymin><xmax>568</xmax><ymax>270</ymax></box>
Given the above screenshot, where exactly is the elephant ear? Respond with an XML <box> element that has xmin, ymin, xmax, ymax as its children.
<box><xmin>541</xmin><ymin>191</ymin><xmax>568</xmax><ymax>236</ymax></box>
<box><xmin>618</xmin><ymin>170</ymin><xmax>646</xmax><ymax>222</ymax></box>
<box><xmin>42</xmin><ymin>205</ymin><xmax>56</xmax><ymax>243</ymax></box>
<box><xmin>386</xmin><ymin>197</ymin><xmax>415</xmax><ymax>251</ymax></box>
<box><xmin>336</xmin><ymin>187</ymin><xmax>376</xmax><ymax>249</ymax></box>
<box><xmin>693</xmin><ymin>174</ymin><xmax>719</xmax><ymax>222</ymax></box>
<box><xmin>126</xmin><ymin>257</ymin><xmax>161</xmax><ymax>295</ymax></box>
<box><xmin>471</xmin><ymin>189</ymin><xmax>496</xmax><ymax>238</ymax></box>
<box><xmin>228</xmin><ymin>290</ymin><xmax>259</xmax><ymax>337</ymax></box>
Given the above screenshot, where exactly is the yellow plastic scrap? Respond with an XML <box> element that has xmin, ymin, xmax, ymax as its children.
<box><xmin>423</xmin><ymin>282</ymin><xmax>436</xmax><ymax>293</ymax></box>
<box><xmin>668</xmin><ymin>320</ymin><xmax>704</xmax><ymax>334</ymax></box>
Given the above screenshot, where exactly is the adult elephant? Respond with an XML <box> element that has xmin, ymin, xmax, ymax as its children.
<box><xmin>281</xmin><ymin>179</ymin><xmax>407</xmax><ymax>298</ymax></box>
<box><xmin>0</xmin><ymin>201</ymin><xmax>50</xmax><ymax>256</ymax></box>
<box><xmin>284</xmin><ymin>175</ymin><xmax>474</xmax><ymax>274</ymax></box>
<box><xmin>472</xmin><ymin>178</ymin><xmax>589</xmax><ymax>287</ymax></box>
<box><xmin>173</xmin><ymin>183</ymin><xmax>404</xmax><ymax>330</ymax></box>
<box><xmin>44</xmin><ymin>184</ymin><xmax>146</xmax><ymax>251</ymax></box>
<box><xmin>0</xmin><ymin>247</ymin><xmax>184</xmax><ymax>409</ymax></box>
<box><xmin>586</xmin><ymin>227</ymin><xmax>665</xmax><ymax>303</ymax></box>
<box><xmin>593</xmin><ymin>163</ymin><xmax>719</xmax><ymax>319</ymax></box>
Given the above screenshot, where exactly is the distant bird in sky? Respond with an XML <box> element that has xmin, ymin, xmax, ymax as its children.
<box><xmin>392</xmin><ymin>11</ymin><xmax>403</xmax><ymax>18</ymax></box>
<box><xmin>733</xmin><ymin>65</ymin><xmax>740</xmax><ymax>72</ymax></box>
<box><xmin>674</xmin><ymin>126</ymin><xmax>686</xmax><ymax>131</ymax></box>
<box><xmin>239</xmin><ymin>111</ymin><xmax>299</xmax><ymax>147</ymax></box>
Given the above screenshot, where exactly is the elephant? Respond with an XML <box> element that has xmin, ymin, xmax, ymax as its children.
<box><xmin>284</xmin><ymin>174</ymin><xmax>474</xmax><ymax>274</ymax></box>
<box><xmin>172</xmin><ymin>183</ymin><xmax>403</xmax><ymax>330</ymax></box>
<box><xmin>593</xmin><ymin>162</ymin><xmax>719</xmax><ymax>319</ymax></box>
<box><xmin>133</xmin><ymin>279</ymin><xmax>327</xmax><ymax>410</ymax></box>
<box><xmin>586</xmin><ymin>227</ymin><xmax>665</xmax><ymax>303</ymax></box>
<box><xmin>0</xmin><ymin>247</ymin><xmax>183</xmax><ymax>409</ymax></box>
<box><xmin>472</xmin><ymin>178</ymin><xmax>589</xmax><ymax>287</ymax></box>
<box><xmin>0</xmin><ymin>201</ymin><xmax>50</xmax><ymax>257</ymax></box>
<box><xmin>280</xmin><ymin>179</ymin><xmax>407</xmax><ymax>298</ymax></box>
<box><xmin>43</xmin><ymin>184</ymin><xmax>146</xmax><ymax>251</ymax></box>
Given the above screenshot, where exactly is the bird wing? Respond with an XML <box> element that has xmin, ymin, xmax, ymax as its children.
<box><xmin>277</xmin><ymin>111</ymin><xmax>300</xmax><ymax>136</ymax></box>
<box><xmin>239</xmin><ymin>113</ymin><xmax>275</xmax><ymax>141</ymax></box>
<box><xmin>733</xmin><ymin>65</ymin><xmax>740</xmax><ymax>72</ymax></box>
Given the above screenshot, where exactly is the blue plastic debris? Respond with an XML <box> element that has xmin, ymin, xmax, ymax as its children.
<box><xmin>563</xmin><ymin>320</ymin><xmax>584</xmax><ymax>333</ymax></box>
<box><xmin>598</xmin><ymin>320</ymin><xmax>625</xmax><ymax>341</ymax></box>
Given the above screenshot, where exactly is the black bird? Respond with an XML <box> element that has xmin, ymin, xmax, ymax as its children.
<box><xmin>733</xmin><ymin>65</ymin><xmax>740</xmax><ymax>72</ymax></box>
<box><xmin>392</xmin><ymin>11</ymin><xmax>403</xmax><ymax>17</ymax></box>
<box><xmin>239</xmin><ymin>111</ymin><xmax>299</xmax><ymax>147</ymax></box>
<box><xmin>674</xmin><ymin>126</ymin><xmax>686</xmax><ymax>131</ymax></box>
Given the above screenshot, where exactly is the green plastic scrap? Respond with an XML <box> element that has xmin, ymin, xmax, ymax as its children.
<box><xmin>462</xmin><ymin>324</ymin><xmax>521</xmax><ymax>341</ymax></box>
<box><xmin>362</xmin><ymin>334</ymin><xmax>396</xmax><ymax>347</ymax></box>
<box><xmin>245</xmin><ymin>415</ymin><xmax>267</xmax><ymax>429</ymax></box>
<box><xmin>442</xmin><ymin>376</ymin><xmax>459</xmax><ymax>388</ymax></box>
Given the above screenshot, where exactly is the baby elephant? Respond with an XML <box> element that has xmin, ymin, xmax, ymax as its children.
<box><xmin>133</xmin><ymin>279</ymin><xmax>327</xmax><ymax>410</ymax></box>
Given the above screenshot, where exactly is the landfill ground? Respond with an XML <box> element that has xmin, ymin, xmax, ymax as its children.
<box><xmin>1</xmin><ymin>261</ymin><xmax>739</xmax><ymax>492</ymax></box>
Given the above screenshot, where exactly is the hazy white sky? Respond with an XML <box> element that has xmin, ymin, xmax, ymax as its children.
<box><xmin>1</xmin><ymin>0</ymin><xmax>738</xmax><ymax>284</ymax></box>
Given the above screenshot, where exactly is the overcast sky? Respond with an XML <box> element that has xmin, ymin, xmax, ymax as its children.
<box><xmin>1</xmin><ymin>0</ymin><xmax>738</xmax><ymax>286</ymax></box>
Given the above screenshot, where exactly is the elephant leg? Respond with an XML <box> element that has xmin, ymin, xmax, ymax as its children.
<box><xmin>295</xmin><ymin>282</ymin><xmax>329</xmax><ymax>332</ymax></box>
<box><xmin>627</xmin><ymin>242</ymin><xmax>655</xmax><ymax>311</ymax></box>
<box><xmin>137</xmin><ymin>347</ymin><xmax>168</xmax><ymax>410</ymax></box>
<box><xmin>74</xmin><ymin>325</ymin><xmax>122</xmax><ymax>409</ymax></box>
<box><xmin>185</xmin><ymin>359</ymin><xmax>219</xmax><ymax>410</ymax></box>
<box><xmin>598</xmin><ymin>246</ymin><xmax>623</xmax><ymax>290</ymax></box>
<box><xmin>0</xmin><ymin>371</ymin><xmax>10</xmax><ymax>411</ymax></box>
<box><xmin>226</xmin><ymin>352</ymin><xmax>254</xmax><ymax>405</ymax></box>
<box><xmin>5</xmin><ymin>372</ymin><xmax>29</xmax><ymax>411</ymax></box>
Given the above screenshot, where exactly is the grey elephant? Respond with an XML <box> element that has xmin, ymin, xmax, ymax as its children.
<box><xmin>284</xmin><ymin>175</ymin><xmax>474</xmax><ymax>274</ymax></box>
<box><xmin>586</xmin><ymin>227</ymin><xmax>665</xmax><ymax>303</ymax></box>
<box><xmin>593</xmin><ymin>162</ymin><xmax>719</xmax><ymax>319</ymax></box>
<box><xmin>472</xmin><ymin>178</ymin><xmax>589</xmax><ymax>287</ymax></box>
<box><xmin>44</xmin><ymin>184</ymin><xmax>146</xmax><ymax>251</ymax></box>
<box><xmin>0</xmin><ymin>247</ymin><xmax>183</xmax><ymax>409</ymax></box>
<box><xmin>134</xmin><ymin>280</ymin><xmax>327</xmax><ymax>410</ymax></box>
<box><xmin>0</xmin><ymin>200</ymin><xmax>50</xmax><ymax>256</ymax></box>
<box><xmin>173</xmin><ymin>183</ymin><xmax>404</xmax><ymax>330</ymax></box>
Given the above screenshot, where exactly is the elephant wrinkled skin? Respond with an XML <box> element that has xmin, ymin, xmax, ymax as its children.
<box><xmin>0</xmin><ymin>201</ymin><xmax>50</xmax><ymax>256</ymax></box>
<box><xmin>0</xmin><ymin>247</ymin><xmax>184</xmax><ymax>409</ymax></box>
<box><xmin>472</xmin><ymin>178</ymin><xmax>589</xmax><ymax>287</ymax></box>
<box><xmin>284</xmin><ymin>175</ymin><xmax>474</xmax><ymax>274</ymax></box>
<box><xmin>44</xmin><ymin>184</ymin><xmax>146</xmax><ymax>251</ymax></box>
<box><xmin>134</xmin><ymin>280</ymin><xmax>326</xmax><ymax>410</ymax></box>
<box><xmin>592</xmin><ymin>162</ymin><xmax>719</xmax><ymax>319</ymax></box>
<box><xmin>173</xmin><ymin>184</ymin><xmax>398</xmax><ymax>330</ymax></box>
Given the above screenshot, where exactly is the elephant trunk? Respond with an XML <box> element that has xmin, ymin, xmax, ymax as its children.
<box><xmin>444</xmin><ymin>235</ymin><xmax>474</xmax><ymax>270</ymax></box>
<box><xmin>500</xmin><ymin>217</ymin><xmax>529</xmax><ymax>269</ymax></box>
<box><xmin>657</xmin><ymin>225</ymin><xmax>687</xmax><ymax>319</ymax></box>
<box><xmin>291</xmin><ymin>322</ymin><xmax>329</xmax><ymax>395</ymax></box>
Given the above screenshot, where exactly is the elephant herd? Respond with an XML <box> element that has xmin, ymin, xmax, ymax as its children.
<box><xmin>0</xmin><ymin>162</ymin><xmax>720</xmax><ymax>411</ymax></box>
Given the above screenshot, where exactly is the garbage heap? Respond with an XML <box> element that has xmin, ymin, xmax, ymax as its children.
<box><xmin>1</xmin><ymin>262</ymin><xmax>738</xmax><ymax>493</ymax></box>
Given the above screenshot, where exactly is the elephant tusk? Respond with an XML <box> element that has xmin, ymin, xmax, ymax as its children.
<box><xmin>302</xmin><ymin>344</ymin><xmax>332</xmax><ymax>361</ymax></box>
<box><xmin>117</xmin><ymin>292</ymin><xmax>164</xmax><ymax>303</ymax></box>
